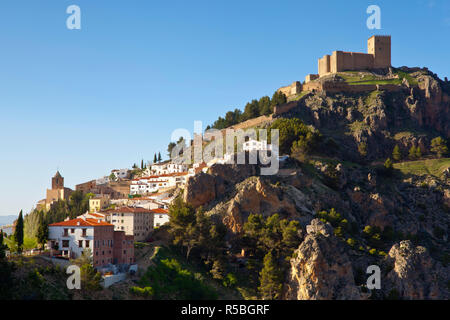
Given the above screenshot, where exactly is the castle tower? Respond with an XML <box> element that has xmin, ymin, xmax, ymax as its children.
<box><xmin>52</xmin><ymin>171</ymin><xmax>64</xmax><ymax>190</ymax></box>
<box><xmin>368</xmin><ymin>35</ymin><xmax>391</xmax><ymax>69</ymax></box>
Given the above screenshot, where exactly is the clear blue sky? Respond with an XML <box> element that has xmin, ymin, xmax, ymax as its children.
<box><xmin>0</xmin><ymin>0</ymin><xmax>449</xmax><ymax>216</ymax></box>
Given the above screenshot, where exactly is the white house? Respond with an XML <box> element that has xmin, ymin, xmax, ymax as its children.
<box><xmin>145</xmin><ymin>162</ymin><xmax>188</xmax><ymax>176</ymax></box>
<box><xmin>111</xmin><ymin>169</ymin><xmax>131</xmax><ymax>180</ymax></box>
<box><xmin>243</xmin><ymin>139</ymin><xmax>272</xmax><ymax>152</ymax></box>
<box><xmin>96</xmin><ymin>176</ymin><xmax>110</xmax><ymax>185</ymax></box>
<box><xmin>130</xmin><ymin>172</ymin><xmax>188</xmax><ymax>195</ymax></box>
<box><xmin>48</xmin><ymin>217</ymin><xmax>114</xmax><ymax>265</ymax></box>
<box><xmin>152</xmin><ymin>208</ymin><xmax>170</xmax><ymax>228</ymax></box>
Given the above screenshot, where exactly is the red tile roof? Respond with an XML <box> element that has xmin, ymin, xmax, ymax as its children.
<box><xmin>132</xmin><ymin>172</ymin><xmax>188</xmax><ymax>181</ymax></box>
<box><xmin>152</xmin><ymin>208</ymin><xmax>169</xmax><ymax>214</ymax></box>
<box><xmin>49</xmin><ymin>218</ymin><xmax>113</xmax><ymax>227</ymax></box>
<box><xmin>88</xmin><ymin>213</ymin><xmax>105</xmax><ymax>218</ymax></box>
<box><xmin>104</xmin><ymin>206</ymin><xmax>154</xmax><ymax>214</ymax></box>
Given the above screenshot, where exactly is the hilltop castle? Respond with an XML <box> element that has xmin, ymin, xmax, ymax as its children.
<box><xmin>278</xmin><ymin>35</ymin><xmax>393</xmax><ymax>97</ymax></box>
<box><xmin>315</xmin><ymin>35</ymin><xmax>391</xmax><ymax>78</ymax></box>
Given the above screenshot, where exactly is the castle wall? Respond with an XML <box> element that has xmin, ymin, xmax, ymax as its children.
<box><xmin>273</xmin><ymin>101</ymin><xmax>301</xmax><ymax>116</ymax></box>
<box><xmin>305</xmin><ymin>74</ymin><xmax>319</xmax><ymax>83</ymax></box>
<box><xmin>277</xmin><ymin>81</ymin><xmax>302</xmax><ymax>97</ymax></box>
<box><xmin>330</xmin><ymin>51</ymin><xmax>374</xmax><ymax>73</ymax></box>
<box><xmin>318</xmin><ymin>55</ymin><xmax>331</xmax><ymax>76</ymax></box>
<box><xmin>319</xmin><ymin>36</ymin><xmax>391</xmax><ymax>76</ymax></box>
<box><xmin>368</xmin><ymin>35</ymin><xmax>391</xmax><ymax>68</ymax></box>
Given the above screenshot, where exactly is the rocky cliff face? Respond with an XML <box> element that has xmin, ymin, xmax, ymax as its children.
<box><xmin>285</xmin><ymin>219</ymin><xmax>368</xmax><ymax>300</ymax></box>
<box><xmin>285</xmin><ymin>221</ymin><xmax>449</xmax><ymax>300</ymax></box>
<box><xmin>383</xmin><ymin>241</ymin><xmax>449</xmax><ymax>299</ymax></box>
<box><xmin>283</xmin><ymin>68</ymin><xmax>450</xmax><ymax>161</ymax></box>
<box><xmin>179</xmin><ymin>67</ymin><xmax>450</xmax><ymax>300</ymax></box>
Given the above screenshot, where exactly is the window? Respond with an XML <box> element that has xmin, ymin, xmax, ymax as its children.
<box><xmin>85</xmin><ymin>240</ymin><xmax>90</xmax><ymax>248</ymax></box>
<box><xmin>63</xmin><ymin>229</ymin><xmax>69</xmax><ymax>237</ymax></box>
<box><xmin>78</xmin><ymin>240</ymin><xmax>83</xmax><ymax>248</ymax></box>
<box><xmin>62</xmin><ymin>240</ymin><xmax>69</xmax><ymax>248</ymax></box>
<box><xmin>71</xmin><ymin>229</ymin><xmax>75</xmax><ymax>234</ymax></box>
<box><xmin>82</xmin><ymin>229</ymin><xmax>87</xmax><ymax>237</ymax></box>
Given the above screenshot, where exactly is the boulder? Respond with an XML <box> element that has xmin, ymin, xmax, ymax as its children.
<box><xmin>285</xmin><ymin>219</ymin><xmax>368</xmax><ymax>300</ymax></box>
<box><xmin>384</xmin><ymin>240</ymin><xmax>449</xmax><ymax>299</ymax></box>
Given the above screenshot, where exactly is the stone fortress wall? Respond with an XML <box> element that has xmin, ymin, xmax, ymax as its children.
<box><xmin>317</xmin><ymin>35</ymin><xmax>391</xmax><ymax>77</ymax></box>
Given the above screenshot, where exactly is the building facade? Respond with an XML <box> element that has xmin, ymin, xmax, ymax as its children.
<box><xmin>152</xmin><ymin>208</ymin><xmax>170</xmax><ymax>228</ymax></box>
<box><xmin>104</xmin><ymin>207</ymin><xmax>154</xmax><ymax>242</ymax></box>
<box><xmin>89</xmin><ymin>196</ymin><xmax>110</xmax><ymax>213</ymax></box>
<box><xmin>47</xmin><ymin>217</ymin><xmax>132</xmax><ymax>268</ymax></box>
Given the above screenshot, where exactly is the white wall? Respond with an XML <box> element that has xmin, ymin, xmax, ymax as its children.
<box><xmin>48</xmin><ymin>225</ymin><xmax>94</xmax><ymax>259</ymax></box>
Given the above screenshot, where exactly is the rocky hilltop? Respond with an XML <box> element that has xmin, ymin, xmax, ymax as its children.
<box><xmin>276</xmin><ymin>67</ymin><xmax>450</xmax><ymax>162</ymax></box>
<box><xmin>181</xmin><ymin>67</ymin><xmax>450</xmax><ymax>300</ymax></box>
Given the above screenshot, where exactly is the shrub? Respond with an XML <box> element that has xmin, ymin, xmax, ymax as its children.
<box><xmin>223</xmin><ymin>273</ymin><xmax>238</xmax><ymax>288</ymax></box>
<box><xmin>130</xmin><ymin>286</ymin><xmax>154</xmax><ymax>297</ymax></box>
<box><xmin>346</xmin><ymin>238</ymin><xmax>356</xmax><ymax>247</ymax></box>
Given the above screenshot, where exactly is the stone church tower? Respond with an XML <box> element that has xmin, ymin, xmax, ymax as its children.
<box><xmin>52</xmin><ymin>171</ymin><xmax>64</xmax><ymax>189</ymax></box>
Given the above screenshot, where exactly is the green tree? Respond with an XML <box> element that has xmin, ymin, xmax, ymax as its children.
<box><xmin>167</xmin><ymin>142</ymin><xmax>177</xmax><ymax>157</ymax></box>
<box><xmin>358</xmin><ymin>142</ymin><xmax>368</xmax><ymax>157</ymax></box>
<box><xmin>242</xmin><ymin>99</ymin><xmax>260</xmax><ymax>121</ymax></box>
<box><xmin>384</xmin><ymin>158</ymin><xmax>393</xmax><ymax>171</ymax></box>
<box><xmin>271</xmin><ymin>91</ymin><xmax>287</xmax><ymax>108</ymax></box>
<box><xmin>408</xmin><ymin>146</ymin><xmax>417</xmax><ymax>160</ymax></box>
<box><xmin>0</xmin><ymin>231</ymin><xmax>6</xmax><ymax>258</ymax></box>
<box><xmin>258</xmin><ymin>251</ymin><xmax>283</xmax><ymax>300</ymax></box>
<box><xmin>269</xmin><ymin>118</ymin><xmax>320</xmax><ymax>155</ymax></box>
<box><xmin>430</xmin><ymin>137</ymin><xmax>448</xmax><ymax>158</ymax></box>
<box><xmin>415</xmin><ymin>147</ymin><xmax>422</xmax><ymax>159</ymax></box>
<box><xmin>109</xmin><ymin>172</ymin><xmax>117</xmax><ymax>182</ymax></box>
<box><xmin>153</xmin><ymin>153</ymin><xmax>157</xmax><ymax>163</ymax></box>
<box><xmin>73</xmin><ymin>249</ymin><xmax>102</xmax><ymax>292</ymax></box>
<box><xmin>392</xmin><ymin>145</ymin><xmax>402</xmax><ymax>161</ymax></box>
<box><xmin>36</xmin><ymin>211</ymin><xmax>48</xmax><ymax>250</ymax></box>
<box><xmin>259</xmin><ymin>96</ymin><xmax>272</xmax><ymax>116</ymax></box>
<box><xmin>14</xmin><ymin>210</ymin><xmax>24</xmax><ymax>253</ymax></box>
<box><xmin>158</xmin><ymin>152</ymin><xmax>162</xmax><ymax>162</ymax></box>
<box><xmin>0</xmin><ymin>231</ymin><xmax>13</xmax><ymax>299</ymax></box>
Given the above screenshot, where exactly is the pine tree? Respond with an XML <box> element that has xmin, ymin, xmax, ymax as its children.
<box><xmin>158</xmin><ymin>152</ymin><xmax>162</xmax><ymax>162</ymax></box>
<box><xmin>37</xmin><ymin>211</ymin><xmax>48</xmax><ymax>250</ymax></box>
<box><xmin>358</xmin><ymin>142</ymin><xmax>368</xmax><ymax>157</ymax></box>
<box><xmin>14</xmin><ymin>210</ymin><xmax>24</xmax><ymax>253</ymax></box>
<box><xmin>141</xmin><ymin>159</ymin><xmax>144</xmax><ymax>169</ymax></box>
<box><xmin>0</xmin><ymin>230</ymin><xmax>13</xmax><ymax>299</ymax></box>
<box><xmin>0</xmin><ymin>231</ymin><xmax>5</xmax><ymax>259</ymax></box>
<box><xmin>258</xmin><ymin>251</ymin><xmax>283</xmax><ymax>300</ymax></box>
<box><xmin>153</xmin><ymin>153</ymin><xmax>157</xmax><ymax>163</ymax></box>
<box><xmin>408</xmin><ymin>146</ymin><xmax>417</xmax><ymax>160</ymax></box>
<box><xmin>392</xmin><ymin>145</ymin><xmax>402</xmax><ymax>161</ymax></box>
<box><xmin>384</xmin><ymin>158</ymin><xmax>393</xmax><ymax>175</ymax></box>
<box><xmin>430</xmin><ymin>137</ymin><xmax>448</xmax><ymax>158</ymax></box>
<box><xmin>415</xmin><ymin>146</ymin><xmax>422</xmax><ymax>159</ymax></box>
